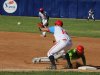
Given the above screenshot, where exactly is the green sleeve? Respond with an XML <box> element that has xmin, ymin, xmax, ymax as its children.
<box><xmin>67</xmin><ymin>49</ymin><xmax>86</xmax><ymax>64</ymax></box>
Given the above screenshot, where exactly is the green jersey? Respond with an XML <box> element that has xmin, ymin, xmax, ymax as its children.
<box><xmin>67</xmin><ymin>49</ymin><xmax>81</xmax><ymax>60</ymax></box>
<box><xmin>67</xmin><ymin>49</ymin><xmax>86</xmax><ymax>65</ymax></box>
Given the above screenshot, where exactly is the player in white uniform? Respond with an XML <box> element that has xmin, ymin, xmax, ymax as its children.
<box><xmin>87</xmin><ymin>9</ymin><xmax>95</xmax><ymax>21</ymax></box>
<box><xmin>39</xmin><ymin>8</ymin><xmax>49</xmax><ymax>37</ymax></box>
<box><xmin>40</xmin><ymin>20</ymin><xmax>72</xmax><ymax>69</ymax></box>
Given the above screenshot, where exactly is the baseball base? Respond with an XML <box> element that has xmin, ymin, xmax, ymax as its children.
<box><xmin>78</xmin><ymin>66</ymin><xmax>97</xmax><ymax>70</ymax></box>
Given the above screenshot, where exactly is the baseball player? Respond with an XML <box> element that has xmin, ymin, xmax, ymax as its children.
<box><xmin>38</xmin><ymin>8</ymin><xmax>49</xmax><ymax>37</ymax></box>
<box><xmin>87</xmin><ymin>8</ymin><xmax>95</xmax><ymax>21</ymax></box>
<box><xmin>32</xmin><ymin>45</ymin><xmax>86</xmax><ymax>68</ymax></box>
<box><xmin>39</xmin><ymin>20</ymin><xmax>72</xmax><ymax>69</ymax></box>
<box><xmin>65</xmin><ymin>45</ymin><xmax>86</xmax><ymax>67</ymax></box>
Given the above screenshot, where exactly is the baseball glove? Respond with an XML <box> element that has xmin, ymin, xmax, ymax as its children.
<box><xmin>37</xmin><ymin>22</ymin><xmax>44</xmax><ymax>28</ymax></box>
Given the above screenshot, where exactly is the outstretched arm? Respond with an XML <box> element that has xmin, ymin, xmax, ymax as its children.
<box><xmin>81</xmin><ymin>54</ymin><xmax>86</xmax><ymax>65</ymax></box>
<box><xmin>41</xmin><ymin>28</ymin><xmax>49</xmax><ymax>32</ymax></box>
<box><xmin>37</xmin><ymin>23</ymin><xmax>50</xmax><ymax>32</ymax></box>
<box><xmin>40</xmin><ymin>26</ymin><xmax>54</xmax><ymax>33</ymax></box>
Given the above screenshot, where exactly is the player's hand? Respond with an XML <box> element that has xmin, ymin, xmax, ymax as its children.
<box><xmin>37</xmin><ymin>22</ymin><xmax>44</xmax><ymax>28</ymax></box>
<box><xmin>53</xmin><ymin>40</ymin><xmax>56</xmax><ymax>44</ymax></box>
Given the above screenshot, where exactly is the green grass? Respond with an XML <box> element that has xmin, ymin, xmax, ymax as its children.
<box><xmin>0</xmin><ymin>71</ymin><xmax>100</xmax><ymax>75</ymax></box>
<box><xmin>0</xmin><ymin>15</ymin><xmax>100</xmax><ymax>38</ymax></box>
<box><xmin>0</xmin><ymin>15</ymin><xmax>39</xmax><ymax>33</ymax></box>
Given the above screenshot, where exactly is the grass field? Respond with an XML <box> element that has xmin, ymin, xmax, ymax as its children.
<box><xmin>0</xmin><ymin>15</ymin><xmax>100</xmax><ymax>38</ymax></box>
<box><xmin>0</xmin><ymin>71</ymin><xmax>100</xmax><ymax>75</ymax></box>
<box><xmin>0</xmin><ymin>15</ymin><xmax>100</xmax><ymax>75</ymax></box>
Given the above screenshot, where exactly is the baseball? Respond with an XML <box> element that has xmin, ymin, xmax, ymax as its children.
<box><xmin>17</xmin><ymin>22</ymin><xmax>21</xmax><ymax>25</ymax></box>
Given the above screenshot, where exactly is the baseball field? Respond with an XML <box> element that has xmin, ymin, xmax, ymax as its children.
<box><xmin>0</xmin><ymin>15</ymin><xmax>100</xmax><ymax>75</ymax></box>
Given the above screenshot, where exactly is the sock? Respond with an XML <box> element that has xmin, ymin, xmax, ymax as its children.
<box><xmin>42</xmin><ymin>32</ymin><xmax>46</xmax><ymax>36</ymax></box>
<box><xmin>49</xmin><ymin>55</ymin><xmax>56</xmax><ymax>66</ymax></box>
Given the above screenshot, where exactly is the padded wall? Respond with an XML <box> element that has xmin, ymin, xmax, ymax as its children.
<box><xmin>0</xmin><ymin>0</ymin><xmax>99</xmax><ymax>19</ymax></box>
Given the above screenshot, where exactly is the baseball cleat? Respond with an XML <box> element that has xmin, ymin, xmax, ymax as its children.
<box><xmin>46</xmin><ymin>64</ymin><xmax>57</xmax><ymax>70</ymax></box>
<box><xmin>40</xmin><ymin>34</ymin><xmax>46</xmax><ymax>37</ymax></box>
<box><xmin>63</xmin><ymin>64</ymin><xmax>73</xmax><ymax>69</ymax></box>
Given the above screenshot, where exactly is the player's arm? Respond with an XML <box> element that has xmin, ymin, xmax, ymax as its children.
<box><xmin>40</xmin><ymin>26</ymin><xmax>54</xmax><ymax>33</ymax></box>
<box><xmin>81</xmin><ymin>54</ymin><xmax>86</xmax><ymax>66</ymax></box>
<box><xmin>41</xmin><ymin>28</ymin><xmax>49</xmax><ymax>32</ymax></box>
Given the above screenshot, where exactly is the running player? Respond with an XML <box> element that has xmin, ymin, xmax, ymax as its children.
<box><xmin>87</xmin><ymin>8</ymin><xmax>95</xmax><ymax>21</ymax></box>
<box><xmin>38</xmin><ymin>8</ymin><xmax>49</xmax><ymax>37</ymax></box>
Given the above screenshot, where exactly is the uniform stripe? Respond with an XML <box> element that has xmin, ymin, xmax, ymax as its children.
<box><xmin>48</xmin><ymin>41</ymin><xmax>60</xmax><ymax>56</ymax></box>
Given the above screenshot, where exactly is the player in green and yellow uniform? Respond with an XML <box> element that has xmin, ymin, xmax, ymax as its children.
<box><xmin>64</xmin><ymin>45</ymin><xmax>86</xmax><ymax>69</ymax></box>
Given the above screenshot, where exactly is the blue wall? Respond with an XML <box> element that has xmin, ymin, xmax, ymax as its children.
<box><xmin>0</xmin><ymin>0</ymin><xmax>100</xmax><ymax>19</ymax></box>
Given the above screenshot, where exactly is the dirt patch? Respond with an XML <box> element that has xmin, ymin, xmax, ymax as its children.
<box><xmin>0</xmin><ymin>32</ymin><xmax>100</xmax><ymax>70</ymax></box>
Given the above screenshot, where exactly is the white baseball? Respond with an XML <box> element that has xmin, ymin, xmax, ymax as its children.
<box><xmin>17</xmin><ymin>22</ymin><xmax>21</xmax><ymax>25</ymax></box>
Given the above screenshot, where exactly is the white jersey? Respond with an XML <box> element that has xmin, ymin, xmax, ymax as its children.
<box><xmin>54</xmin><ymin>26</ymin><xmax>71</xmax><ymax>42</ymax></box>
<box><xmin>39</xmin><ymin>11</ymin><xmax>47</xmax><ymax>20</ymax></box>
<box><xmin>49</xmin><ymin>26</ymin><xmax>71</xmax><ymax>42</ymax></box>
<box><xmin>88</xmin><ymin>9</ymin><xmax>95</xmax><ymax>20</ymax></box>
<box><xmin>48</xmin><ymin>26</ymin><xmax>72</xmax><ymax>57</ymax></box>
<box><xmin>88</xmin><ymin>9</ymin><xmax>94</xmax><ymax>15</ymax></box>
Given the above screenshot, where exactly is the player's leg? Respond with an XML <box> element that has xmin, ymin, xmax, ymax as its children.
<box><xmin>41</xmin><ymin>19</ymin><xmax>48</xmax><ymax>37</ymax></box>
<box><xmin>32</xmin><ymin>51</ymin><xmax>65</xmax><ymax>64</ymax></box>
<box><xmin>63</xmin><ymin>40</ymin><xmax>73</xmax><ymax>69</ymax></box>
<box><xmin>47</xmin><ymin>40</ymin><xmax>70</xmax><ymax>69</ymax></box>
<box><xmin>54</xmin><ymin>50</ymin><xmax>65</xmax><ymax>59</ymax></box>
<box><xmin>92</xmin><ymin>14</ymin><xmax>95</xmax><ymax>21</ymax></box>
<box><xmin>88</xmin><ymin>14</ymin><xmax>91</xmax><ymax>20</ymax></box>
<box><xmin>47</xmin><ymin>41</ymin><xmax>62</xmax><ymax>69</ymax></box>
<box><xmin>32</xmin><ymin>57</ymin><xmax>50</xmax><ymax>63</ymax></box>
<box><xmin>40</xmin><ymin>51</ymin><xmax>65</xmax><ymax>63</ymax></box>
<box><xmin>40</xmin><ymin>57</ymin><xmax>50</xmax><ymax>62</ymax></box>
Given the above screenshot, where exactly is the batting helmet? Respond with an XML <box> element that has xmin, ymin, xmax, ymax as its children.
<box><xmin>39</xmin><ymin>8</ymin><xmax>44</xmax><ymax>12</ymax></box>
<box><xmin>55</xmin><ymin>20</ymin><xmax>63</xmax><ymax>27</ymax></box>
<box><xmin>76</xmin><ymin>45</ymin><xmax>84</xmax><ymax>55</ymax></box>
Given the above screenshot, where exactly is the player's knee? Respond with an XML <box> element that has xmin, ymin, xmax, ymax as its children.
<box><xmin>47</xmin><ymin>51</ymin><xmax>53</xmax><ymax>57</ymax></box>
<box><xmin>49</xmin><ymin>55</ymin><xmax>55</xmax><ymax>61</ymax></box>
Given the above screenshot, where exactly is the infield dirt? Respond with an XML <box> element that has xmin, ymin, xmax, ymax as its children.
<box><xmin>0</xmin><ymin>32</ymin><xmax>99</xmax><ymax>71</ymax></box>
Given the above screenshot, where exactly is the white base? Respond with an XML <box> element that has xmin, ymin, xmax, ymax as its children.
<box><xmin>78</xmin><ymin>66</ymin><xmax>97</xmax><ymax>70</ymax></box>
